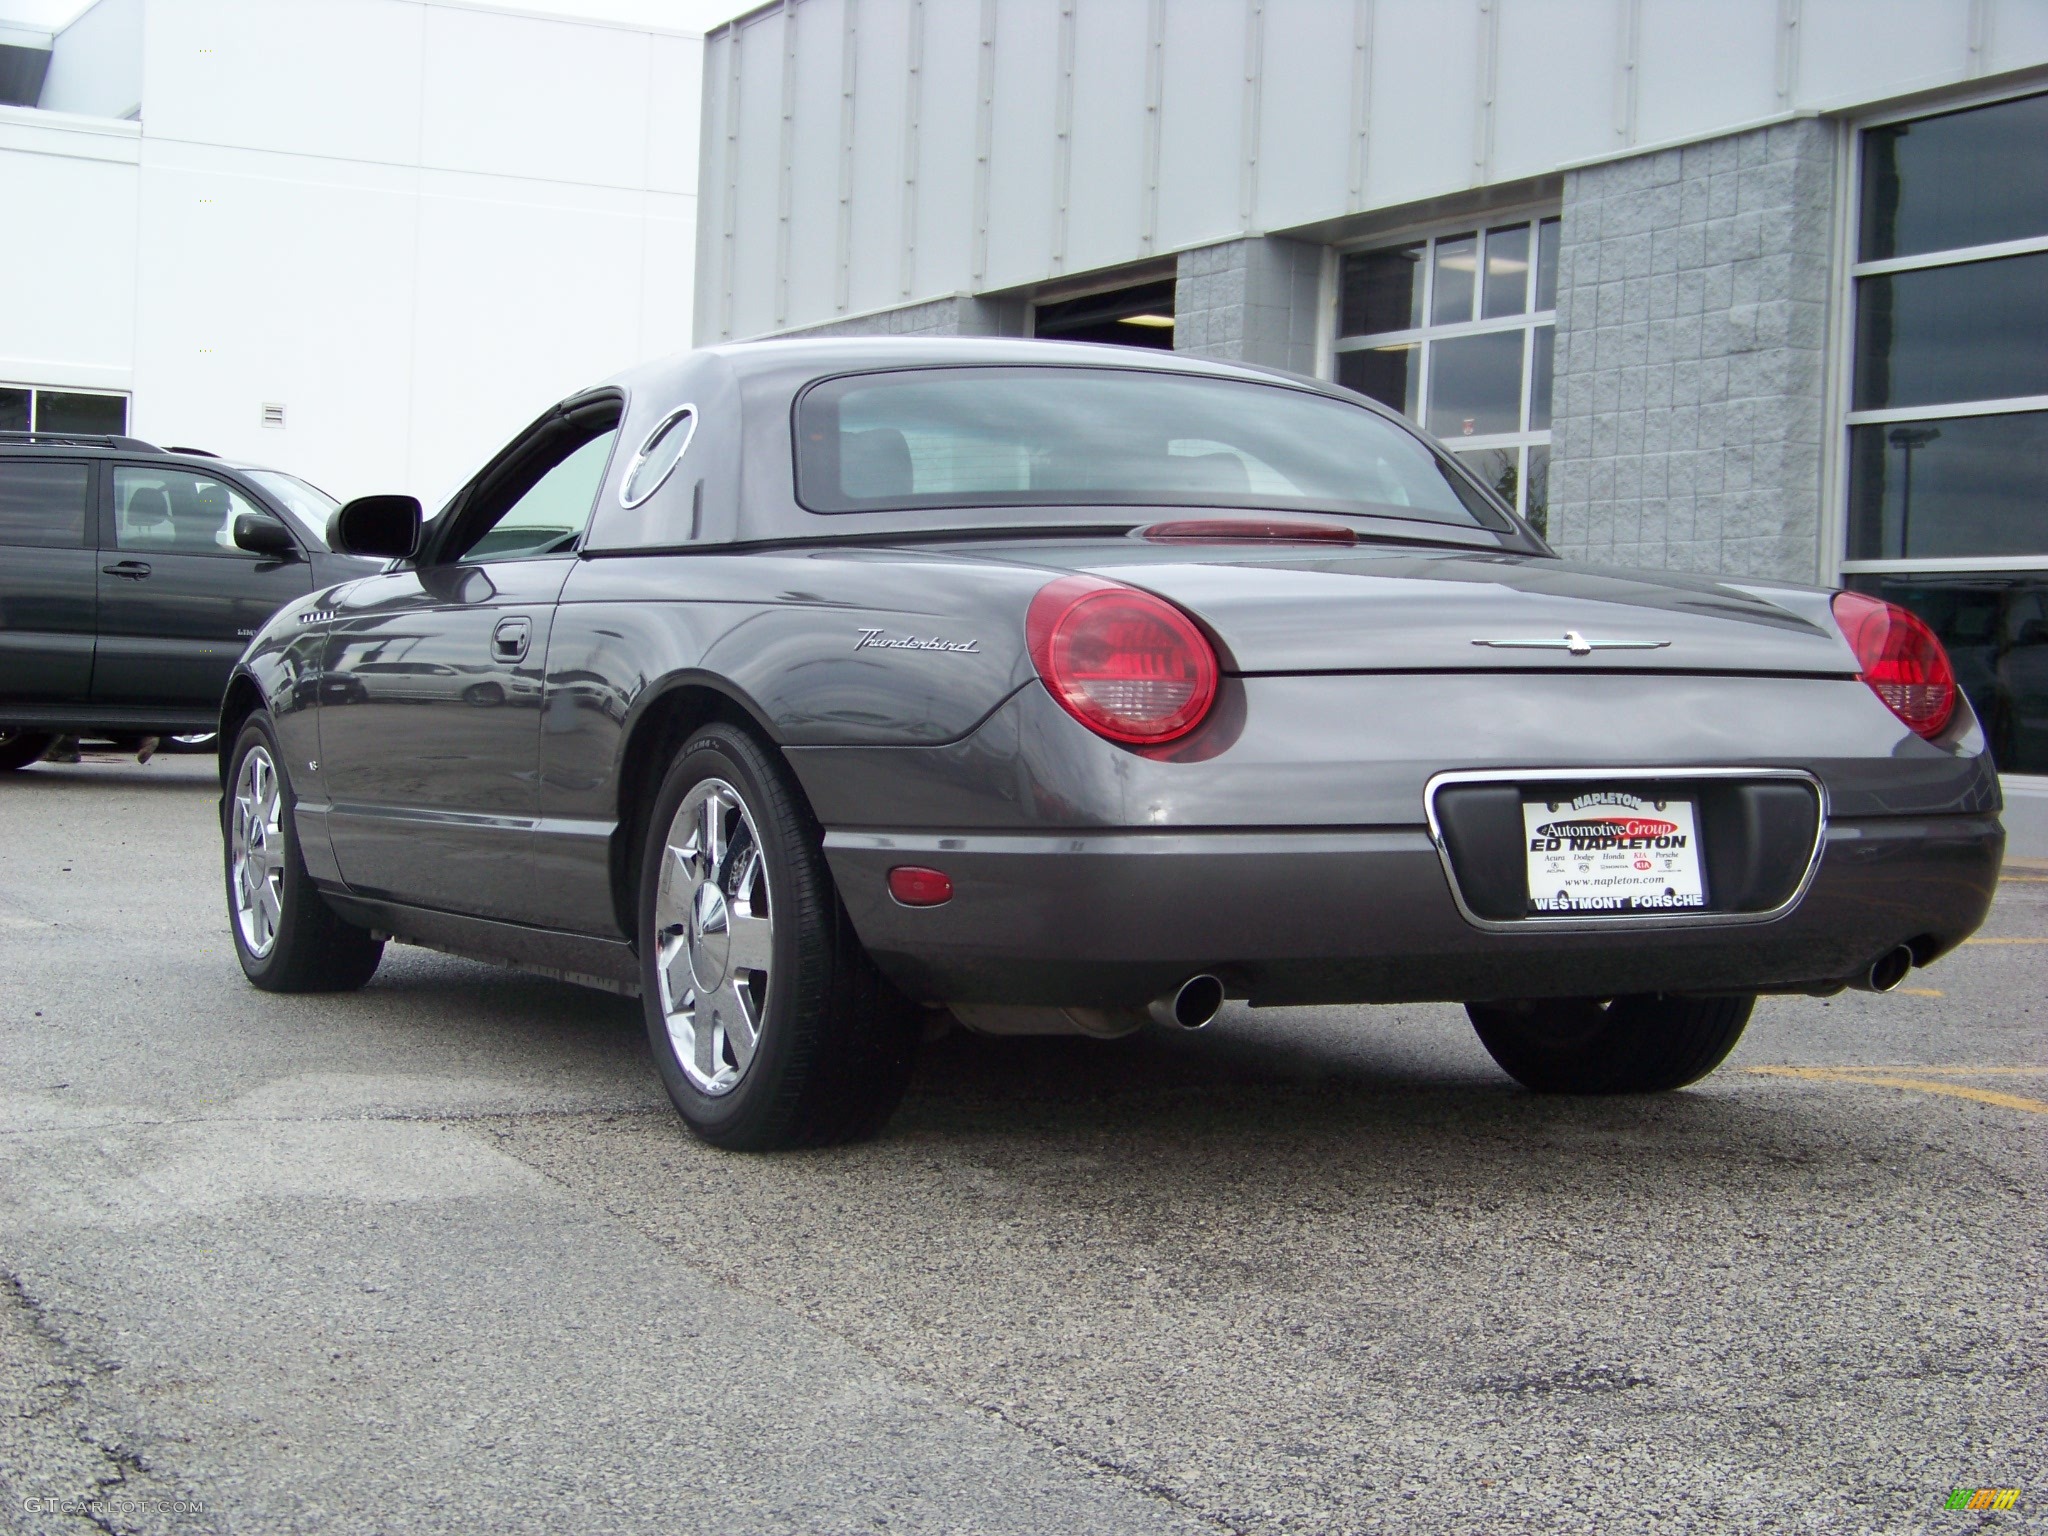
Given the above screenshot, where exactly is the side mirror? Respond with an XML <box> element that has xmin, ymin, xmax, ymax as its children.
<box><xmin>233</xmin><ymin>513</ymin><xmax>299</xmax><ymax>559</ymax></box>
<box><xmin>328</xmin><ymin>494</ymin><xmax>422</xmax><ymax>559</ymax></box>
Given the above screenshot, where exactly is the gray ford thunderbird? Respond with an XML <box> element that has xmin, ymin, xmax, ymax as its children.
<box><xmin>217</xmin><ymin>339</ymin><xmax>2003</xmax><ymax>1149</ymax></box>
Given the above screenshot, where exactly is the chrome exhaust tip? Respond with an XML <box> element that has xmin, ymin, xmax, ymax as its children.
<box><xmin>1148</xmin><ymin>974</ymin><xmax>1225</xmax><ymax>1031</ymax></box>
<box><xmin>1858</xmin><ymin>945</ymin><xmax>1915</xmax><ymax>994</ymax></box>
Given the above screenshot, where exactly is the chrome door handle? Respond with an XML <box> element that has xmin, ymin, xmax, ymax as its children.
<box><xmin>491</xmin><ymin>616</ymin><xmax>530</xmax><ymax>662</ymax></box>
<box><xmin>102</xmin><ymin>560</ymin><xmax>151</xmax><ymax>579</ymax></box>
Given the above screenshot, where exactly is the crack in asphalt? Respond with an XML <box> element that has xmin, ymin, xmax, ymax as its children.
<box><xmin>0</xmin><ymin>1269</ymin><xmax>192</xmax><ymax>1535</ymax></box>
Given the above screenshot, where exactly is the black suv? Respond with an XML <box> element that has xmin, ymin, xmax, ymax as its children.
<box><xmin>0</xmin><ymin>431</ymin><xmax>384</xmax><ymax>770</ymax></box>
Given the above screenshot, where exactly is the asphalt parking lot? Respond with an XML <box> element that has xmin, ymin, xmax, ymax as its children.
<box><xmin>1</xmin><ymin>755</ymin><xmax>2041</xmax><ymax>1535</ymax></box>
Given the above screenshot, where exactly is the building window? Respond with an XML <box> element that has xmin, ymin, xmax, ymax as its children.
<box><xmin>1332</xmin><ymin>217</ymin><xmax>1559</xmax><ymax>534</ymax></box>
<box><xmin>0</xmin><ymin>385</ymin><xmax>129</xmax><ymax>437</ymax></box>
<box><xmin>1842</xmin><ymin>90</ymin><xmax>2048</xmax><ymax>775</ymax></box>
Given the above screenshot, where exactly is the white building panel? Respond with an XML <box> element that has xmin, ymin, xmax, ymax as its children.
<box><xmin>1252</xmin><ymin>0</ymin><xmax>1358</xmax><ymax>231</ymax></box>
<box><xmin>781</xmin><ymin>0</ymin><xmax>845</xmax><ymax>324</ymax></box>
<box><xmin>1364</xmin><ymin>0</ymin><xmax>1484</xmax><ymax>211</ymax></box>
<box><xmin>980</xmin><ymin>0</ymin><xmax>1061</xmax><ymax>291</ymax></box>
<box><xmin>1491</xmin><ymin>0</ymin><xmax>1620</xmax><ymax>182</ymax></box>
<box><xmin>639</xmin><ymin>208</ymin><xmax>698</xmax><ymax>362</ymax></box>
<box><xmin>728</xmin><ymin>5</ymin><xmax>792</xmax><ymax>337</ymax></box>
<box><xmin>143</xmin><ymin>0</ymin><xmax>425</xmax><ymax>165</ymax></box>
<box><xmin>1153</xmin><ymin>0</ymin><xmax>1247</xmax><ymax>255</ymax></box>
<box><xmin>1633</xmin><ymin>0</ymin><xmax>1780</xmax><ymax>149</ymax></box>
<box><xmin>1797</xmin><ymin>0</ymin><xmax>1975</xmax><ymax>112</ymax></box>
<box><xmin>706</xmin><ymin>0</ymin><xmax>2048</xmax><ymax>341</ymax></box>
<box><xmin>408</xmin><ymin>176</ymin><xmax>653</xmax><ymax>499</ymax></box>
<box><xmin>910</xmin><ymin>0</ymin><xmax>982</xmax><ymax>301</ymax></box>
<box><xmin>1062</xmin><ymin>0</ymin><xmax>1148</xmax><ymax>277</ymax></box>
<box><xmin>37</xmin><ymin>0</ymin><xmax>140</xmax><ymax>120</ymax></box>
<box><xmin>647</xmin><ymin>31</ymin><xmax>704</xmax><ymax>195</ymax></box>
<box><xmin>846</xmin><ymin>0</ymin><xmax>912</xmax><ymax>314</ymax></box>
<box><xmin>128</xmin><ymin>146</ymin><xmax>422</xmax><ymax>497</ymax></box>
<box><xmin>419</xmin><ymin>7</ymin><xmax>652</xmax><ymax>189</ymax></box>
<box><xmin>0</xmin><ymin>115</ymin><xmax>138</xmax><ymax>387</ymax></box>
<box><xmin>1985</xmin><ymin>0</ymin><xmax>2048</xmax><ymax>78</ymax></box>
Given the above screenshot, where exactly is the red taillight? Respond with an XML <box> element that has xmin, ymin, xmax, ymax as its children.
<box><xmin>887</xmin><ymin>866</ymin><xmax>953</xmax><ymax>907</ymax></box>
<box><xmin>1025</xmin><ymin>575</ymin><xmax>1219</xmax><ymax>744</ymax></box>
<box><xmin>1140</xmin><ymin>519</ymin><xmax>1358</xmax><ymax>545</ymax></box>
<box><xmin>1831</xmin><ymin>590</ymin><xmax>1956</xmax><ymax>739</ymax></box>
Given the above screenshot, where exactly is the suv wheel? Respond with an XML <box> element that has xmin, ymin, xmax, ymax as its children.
<box><xmin>0</xmin><ymin>730</ymin><xmax>55</xmax><ymax>772</ymax></box>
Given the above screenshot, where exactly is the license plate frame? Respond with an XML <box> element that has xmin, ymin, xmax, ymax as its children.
<box><xmin>1522</xmin><ymin>790</ymin><xmax>1707</xmax><ymax>917</ymax></box>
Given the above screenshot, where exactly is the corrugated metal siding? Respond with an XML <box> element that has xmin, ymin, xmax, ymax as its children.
<box><xmin>698</xmin><ymin>0</ymin><xmax>2041</xmax><ymax>343</ymax></box>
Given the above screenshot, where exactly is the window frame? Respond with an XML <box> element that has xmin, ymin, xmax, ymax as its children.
<box><xmin>1324</xmin><ymin>205</ymin><xmax>1561</xmax><ymax>531</ymax></box>
<box><xmin>1831</xmin><ymin>81</ymin><xmax>2048</xmax><ymax>584</ymax></box>
<box><xmin>107</xmin><ymin>461</ymin><xmax>291</xmax><ymax>561</ymax></box>
<box><xmin>424</xmin><ymin>391</ymin><xmax>625</xmax><ymax>567</ymax></box>
<box><xmin>0</xmin><ymin>384</ymin><xmax>132</xmax><ymax>438</ymax></box>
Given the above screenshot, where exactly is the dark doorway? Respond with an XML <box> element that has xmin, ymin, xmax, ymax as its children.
<box><xmin>1031</xmin><ymin>280</ymin><xmax>1177</xmax><ymax>350</ymax></box>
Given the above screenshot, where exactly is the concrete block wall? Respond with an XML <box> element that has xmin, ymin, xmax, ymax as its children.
<box><xmin>1174</xmin><ymin>237</ymin><xmax>1324</xmax><ymax>375</ymax></box>
<box><xmin>1546</xmin><ymin>119</ymin><xmax>1836</xmax><ymax>581</ymax></box>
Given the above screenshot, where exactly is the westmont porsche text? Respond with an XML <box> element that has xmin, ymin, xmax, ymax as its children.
<box><xmin>214</xmin><ymin>340</ymin><xmax>1999</xmax><ymax>1149</ymax></box>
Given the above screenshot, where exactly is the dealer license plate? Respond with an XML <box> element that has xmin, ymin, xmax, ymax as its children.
<box><xmin>1522</xmin><ymin>791</ymin><xmax>1706</xmax><ymax>916</ymax></box>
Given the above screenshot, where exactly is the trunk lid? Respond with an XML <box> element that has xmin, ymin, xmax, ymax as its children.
<box><xmin>971</xmin><ymin>543</ymin><xmax>1852</xmax><ymax>677</ymax></box>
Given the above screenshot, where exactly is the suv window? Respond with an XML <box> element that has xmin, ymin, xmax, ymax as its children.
<box><xmin>0</xmin><ymin>460</ymin><xmax>91</xmax><ymax>548</ymax></box>
<box><xmin>113</xmin><ymin>466</ymin><xmax>281</xmax><ymax>557</ymax></box>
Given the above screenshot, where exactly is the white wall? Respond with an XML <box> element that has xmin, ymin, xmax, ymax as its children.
<box><xmin>36</xmin><ymin>0</ymin><xmax>140</xmax><ymax>119</ymax></box>
<box><xmin>1</xmin><ymin>0</ymin><xmax>700</xmax><ymax>509</ymax></box>
<box><xmin>0</xmin><ymin>106</ymin><xmax>139</xmax><ymax>393</ymax></box>
<box><xmin>699</xmin><ymin>0</ymin><xmax>2048</xmax><ymax>342</ymax></box>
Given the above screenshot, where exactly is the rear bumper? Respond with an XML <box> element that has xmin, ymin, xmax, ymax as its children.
<box><xmin>825</xmin><ymin>814</ymin><xmax>2004</xmax><ymax>1007</ymax></box>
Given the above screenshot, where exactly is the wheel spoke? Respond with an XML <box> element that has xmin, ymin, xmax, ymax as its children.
<box><xmin>699</xmin><ymin>790</ymin><xmax>727</xmax><ymax>878</ymax></box>
<box><xmin>721</xmin><ymin>984</ymin><xmax>759</xmax><ymax>1072</ymax></box>
<box><xmin>693</xmin><ymin>995</ymin><xmax>722</xmax><ymax>1079</ymax></box>
<box><xmin>726</xmin><ymin>912</ymin><xmax>773</xmax><ymax>974</ymax></box>
<box><xmin>257</xmin><ymin>876</ymin><xmax>282</xmax><ymax>931</ymax></box>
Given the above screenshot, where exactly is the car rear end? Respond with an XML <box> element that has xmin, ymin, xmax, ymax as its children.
<box><xmin>802</xmin><ymin>542</ymin><xmax>2000</xmax><ymax>1013</ymax></box>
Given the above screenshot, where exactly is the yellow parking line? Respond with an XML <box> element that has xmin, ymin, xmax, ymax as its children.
<box><xmin>1746</xmin><ymin>1065</ymin><xmax>2048</xmax><ymax>1115</ymax></box>
<box><xmin>1840</xmin><ymin>1064</ymin><xmax>2048</xmax><ymax>1076</ymax></box>
<box><xmin>2000</xmin><ymin>875</ymin><xmax>2048</xmax><ymax>883</ymax></box>
<box><xmin>1963</xmin><ymin>937</ymin><xmax>2048</xmax><ymax>944</ymax></box>
<box><xmin>1897</xmin><ymin>987</ymin><xmax>1944</xmax><ymax>997</ymax></box>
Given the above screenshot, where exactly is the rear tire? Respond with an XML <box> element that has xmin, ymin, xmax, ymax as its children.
<box><xmin>1466</xmin><ymin>993</ymin><xmax>1754</xmax><ymax>1093</ymax></box>
<box><xmin>224</xmin><ymin>715</ymin><xmax>384</xmax><ymax>992</ymax></box>
<box><xmin>0</xmin><ymin>730</ymin><xmax>54</xmax><ymax>771</ymax></box>
<box><xmin>638</xmin><ymin>722</ymin><xmax>918</xmax><ymax>1150</ymax></box>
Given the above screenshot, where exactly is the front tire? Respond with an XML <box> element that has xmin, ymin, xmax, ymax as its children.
<box><xmin>638</xmin><ymin>723</ymin><xmax>918</xmax><ymax>1150</ymax></box>
<box><xmin>0</xmin><ymin>729</ymin><xmax>54</xmax><ymax>771</ymax></box>
<box><xmin>1466</xmin><ymin>994</ymin><xmax>1754</xmax><ymax>1093</ymax></box>
<box><xmin>224</xmin><ymin>715</ymin><xmax>384</xmax><ymax>992</ymax></box>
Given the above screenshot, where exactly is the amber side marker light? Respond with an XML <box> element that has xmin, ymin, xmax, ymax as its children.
<box><xmin>1140</xmin><ymin>518</ymin><xmax>1358</xmax><ymax>545</ymax></box>
<box><xmin>888</xmin><ymin>866</ymin><xmax>954</xmax><ymax>907</ymax></box>
<box><xmin>1026</xmin><ymin>574</ymin><xmax>1220</xmax><ymax>745</ymax></box>
<box><xmin>1831</xmin><ymin>590</ymin><xmax>1957</xmax><ymax>739</ymax></box>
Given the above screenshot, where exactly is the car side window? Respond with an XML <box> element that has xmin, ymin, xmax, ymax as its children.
<box><xmin>457</xmin><ymin>430</ymin><xmax>618</xmax><ymax>564</ymax></box>
<box><xmin>0</xmin><ymin>460</ymin><xmax>91</xmax><ymax>548</ymax></box>
<box><xmin>113</xmin><ymin>467</ymin><xmax>282</xmax><ymax>557</ymax></box>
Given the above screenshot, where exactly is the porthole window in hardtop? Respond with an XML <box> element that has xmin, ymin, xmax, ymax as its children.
<box><xmin>620</xmin><ymin>405</ymin><xmax>698</xmax><ymax>509</ymax></box>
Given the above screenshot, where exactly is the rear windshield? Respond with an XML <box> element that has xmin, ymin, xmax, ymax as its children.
<box><xmin>793</xmin><ymin>366</ymin><xmax>1511</xmax><ymax>531</ymax></box>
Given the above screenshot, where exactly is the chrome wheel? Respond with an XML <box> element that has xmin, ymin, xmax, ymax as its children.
<box><xmin>653</xmin><ymin>778</ymin><xmax>774</xmax><ymax>1095</ymax></box>
<box><xmin>230</xmin><ymin>744</ymin><xmax>286</xmax><ymax>957</ymax></box>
